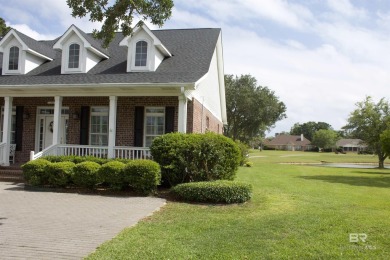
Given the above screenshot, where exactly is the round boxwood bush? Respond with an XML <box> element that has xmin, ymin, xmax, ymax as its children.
<box><xmin>171</xmin><ymin>180</ymin><xmax>253</xmax><ymax>204</ymax></box>
<box><xmin>150</xmin><ymin>132</ymin><xmax>241</xmax><ymax>187</ymax></box>
<box><xmin>72</xmin><ymin>161</ymin><xmax>101</xmax><ymax>188</ymax></box>
<box><xmin>98</xmin><ymin>161</ymin><xmax>126</xmax><ymax>190</ymax></box>
<box><xmin>123</xmin><ymin>160</ymin><xmax>161</xmax><ymax>195</ymax></box>
<box><xmin>21</xmin><ymin>159</ymin><xmax>52</xmax><ymax>186</ymax></box>
<box><xmin>47</xmin><ymin>161</ymin><xmax>75</xmax><ymax>187</ymax></box>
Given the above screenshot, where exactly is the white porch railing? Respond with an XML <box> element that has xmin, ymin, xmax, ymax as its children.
<box><xmin>30</xmin><ymin>144</ymin><xmax>151</xmax><ymax>160</ymax></box>
<box><xmin>57</xmin><ymin>145</ymin><xmax>109</xmax><ymax>158</ymax></box>
<box><xmin>114</xmin><ymin>146</ymin><xmax>152</xmax><ymax>159</ymax></box>
<box><xmin>30</xmin><ymin>144</ymin><xmax>58</xmax><ymax>161</ymax></box>
<box><xmin>0</xmin><ymin>142</ymin><xmax>6</xmax><ymax>164</ymax></box>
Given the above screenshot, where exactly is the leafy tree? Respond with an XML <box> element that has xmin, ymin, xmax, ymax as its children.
<box><xmin>67</xmin><ymin>0</ymin><xmax>174</xmax><ymax>47</ymax></box>
<box><xmin>380</xmin><ymin>130</ymin><xmax>390</xmax><ymax>158</ymax></box>
<box><xmin>0</xmin><ymin>17</ymin><xmax>11</xmax><ymax>36</ymax></box>
<box><xmin>311</xmin><ymin>129</ymin><xmax>338</xmax><ymax>150</ymax></box>
<box><xmin>290</xmin><ymin>121</ymin><xmax>333</xmax><ymax>141</ymax></box>
<box><xmin>224</xmin><ymin>74</ymin><xmax>287</xmax><ymax>143</ymax></box>
<box><xmin>343</xmin><ymin>96</ymin><xmax>390</xmax><ymax>168</ymax></box>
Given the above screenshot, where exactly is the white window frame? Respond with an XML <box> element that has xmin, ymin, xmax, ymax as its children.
<box><xmin>89</xmin><ymin>106</ymin><xmax>109</xmax><ymax>146</ymax></box>
<box><xmin>135</xmin><ymin>40</ymin><xmax>148</xmax><ymax>67</ymax></box>
<box><xmin>3</xmin><ymin>43</ymin><xmax>23</xmax><ymax>75</ymax></box>
<box><xmin>63</xmin><ymin>41</ymin><xmax>84</xmax><ymax>73</ymax></box>
<box><xmin>144</xmin><ymin>107</ymin><xmax>165</xmax><ymax>147</ymax></box>
<box><xmin>8</xmin><ymin>46</ymin><xmax>20</xmax><ymax>71</ymax></box>
<box><xmin>130</xmin><ymin>39</ymin><xmax>151</xmax><ymax>71</ymax></box>
<box><xmin>68</xmin><ymin>43</ymin><xmax>80</xmax><ymax>69</ymax></box>
<box><xmin>0</xmin><ymin>107</ymin><xmax>16</xmax><ymax>144</ymax></box>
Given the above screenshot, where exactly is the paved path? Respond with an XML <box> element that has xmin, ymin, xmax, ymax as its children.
<box><xmin>0</xmin><ymin>182</ymin><xmax>166</xmax><ymax>259</ymax></box>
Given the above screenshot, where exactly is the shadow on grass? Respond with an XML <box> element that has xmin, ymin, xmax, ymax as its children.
<box><xmin>350</xmin><ymin>170</ymin><xmax>390</xmax><ymax>175</ymax></box>
<box><xmin>299</xmin><ymin>175</ymin><xmax>390</xmax><ymax>188</ymax></box>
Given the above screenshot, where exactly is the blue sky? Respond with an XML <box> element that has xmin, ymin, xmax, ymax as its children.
<box><xmin>1</xmin><ymin>0</ymin><xmax>390</xmax><ymax>136</ymax></box>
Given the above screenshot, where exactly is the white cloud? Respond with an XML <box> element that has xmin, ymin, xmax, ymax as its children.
<box><xmin>8</xmin><ymin>24</ymin><xmax>56</xmax><ymax>40</ymax></box>
<box><xmin>326</xmin><ymin>0</ymin><xmax>367</xmax><ymax>19</ymax></box>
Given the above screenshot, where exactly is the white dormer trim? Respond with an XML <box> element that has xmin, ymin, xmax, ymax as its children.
<box><xmin>0</xmin><ymin>29</ymin><xmax>52</xmax><ymax>75</ymax></box>
<box><xmin>53</xmin><ymin>25</ymin><xmax>108</xmax><ymax>74</ymax></box>
<box><xmin>119</xmin><ymin>25</ymin><xmax>172</xmax><ymax>72</ymax></box>
<box><xmin>53</xmin><ymin>25</ymin><xmax>109</xmax><ymax>59</ymax></box>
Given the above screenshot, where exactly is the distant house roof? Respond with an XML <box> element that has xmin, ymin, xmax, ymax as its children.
<box><xmin>264</xmin><ymin>134</ymin><xmax>311</xmax><ymax>146</ymax></box>
<box><xmin>336</xmin><ymin>139</ymin><xmax>366</xmax><ymax>147</ymax></box>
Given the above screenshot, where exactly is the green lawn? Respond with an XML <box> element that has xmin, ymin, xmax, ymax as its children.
<box><xmin>87</xmin><ymin>151</ymin><xmax>390</xmax><ymax>259</ymax></box>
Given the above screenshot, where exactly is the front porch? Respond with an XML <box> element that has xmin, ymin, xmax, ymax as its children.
<box><xmin>0</xmin><ymin>94</ymin><xmax>190</xmax><ymax>166</ymax></box>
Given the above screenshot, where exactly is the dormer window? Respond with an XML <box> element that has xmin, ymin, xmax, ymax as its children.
<box><xmin>8</xmin><ymin>46</ymin><xmax>19</xmax><ymax>70</ymax></box>
<box><xmin>68</xmin><ymin>43</ymin><xmax>80</xmax><ymax>69</ymax></box>
<box><xmin>135</xmin><ymin>41</ymin><xmax>148</xmax><ymax>67</ymax></box>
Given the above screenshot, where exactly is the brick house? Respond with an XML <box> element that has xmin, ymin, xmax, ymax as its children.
<box><xmin>0</xmin><ymin>25</ymin><xmax>226</xmax><ymax>165</ymax></box>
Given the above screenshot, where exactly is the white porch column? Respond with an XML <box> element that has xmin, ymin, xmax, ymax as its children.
<box><xmin>2</xmin><ymin>97</ymin><xmax>13</xmax><ymax>166</ymax></box>
<box><xmin>52</xmin><ymin>96</ymin><xmax>63</xmax><ymax>149</ymax></box>
<box><xmin>108</xmin><ymin>96</ymin><xmax>117</xmax><ymax>158</ymax></box>
<box><xmin>178</xmin><ymin>95</ymin><xmax>188</xmax><ymax>133</ymax></box>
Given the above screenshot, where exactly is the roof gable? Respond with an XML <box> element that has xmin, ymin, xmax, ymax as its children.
<box><xmin>53</xmin><ymin>25</ymin><xmax>109</xmax><ymax>59</ymax></box>
<box><xmin>0</xmin><ymin>29</ymin><xmax>55</xmax><ymax>60</ymax></box>
<box><xmin>119</xmin><ymin>25</ymin><xmax>171</xmax><ymax>57</ymax></box>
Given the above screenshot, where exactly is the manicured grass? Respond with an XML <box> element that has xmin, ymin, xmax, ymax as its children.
<box><xmin>87</xmin><ymin>151</ymin><xmax>390</xmax><ymax>259</ymax></box>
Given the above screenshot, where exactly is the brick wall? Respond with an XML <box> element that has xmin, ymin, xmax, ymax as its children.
<box><xmin>189</xmin><ymin>98</ymin><xmax>224</xmax><ymax>134</ymax></box>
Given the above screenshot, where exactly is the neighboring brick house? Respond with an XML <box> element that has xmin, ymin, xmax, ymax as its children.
<box><xmin>336</xmin><ymin>139</ymin><xmax>367</xmax><ymax>153</ymax></box>
<box><xmin>264</xmin><ymin>134</ymin><xmax>313</xmax><ymax>151</ymax></box>
<box><xmin>0</xmin><ymin>25</ymin><xmax>226</xmax><ymax>165</ymax></box>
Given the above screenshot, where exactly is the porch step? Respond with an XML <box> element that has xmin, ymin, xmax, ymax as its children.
<box><xmin>0</xmin><ymin>167</ymin><xmax>24</xmax><ymax>182</ymax></box>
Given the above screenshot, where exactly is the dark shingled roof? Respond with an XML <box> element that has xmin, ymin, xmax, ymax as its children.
<box><xmin>0</xmin><ymin>28</ymin><xmax>221</xmax><ymax>86</ymax></box>
<box><xmin>14</xmin><ymin>30</ymin><xmax>57</xmax><ymax>59</ymax></box>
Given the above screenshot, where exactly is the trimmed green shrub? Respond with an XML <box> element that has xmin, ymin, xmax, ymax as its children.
<box><xmin>123</xmin><ymin>160</ymin><xmax>161</xmax><ymax>195</ymax></box>
<box><xmin>150</xmin><ymin>132</ymin><xmax>241</xmax><ymax>186</ymax></box>
<box><xmin>72</xmin><ymin>161</ymin><xmax>101</xmax><ymax>188</ymax></box>
<box><xmin>235</xmin><ymin>140</ymin><xmax>250</xmax><ymax>166</ymax></box>
<box><xmin>98</xmin><ymin>161</ymin><xmax>126</xmax><ymax>190</ymax></box>
<box><xmin>46</xmin><ymin>161</ymin><xmax>75</xmax><ymax>187</ymax></box>
<box><xmin>21</xmin><ymin>159</ymin><xmax>52</xmax><ymax>186</ymax></box>
<box><xmin>172</xmin><ymin>180</ymin><xmax>252</xmax><ymax>204</ymax></box>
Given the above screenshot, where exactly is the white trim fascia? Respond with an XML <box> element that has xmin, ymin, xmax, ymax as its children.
<box><xmin>0</xmin><ymin>30</ymin><xmax>28</xmax><ymax>52</ymax></box>
<box><xmin>54</xmin><ymin>25</ymin><xmax>108</xmax><ymax>59</ymax></box>
<box><xmin>0</xmin><ymin>82</ymin><xmax>196</xmax><ymax>97</ymax></box>
<box><xmin>26</xmin><ymin>49</ymin><xmax>53</xmax><ymax>61</ymax></box>
<box><xmin>119</xmin><ymin>25</ymin><xmax>171</xmax><ymax>57</ymax></box>
<box><xmin>54</xmin><ymin>25</ymin><xmax>83</xmax><ymax>49</ymax></box>
<box><xmin>0</xmin><ymin>82</ymin><xmax>195</xmax><ymax>89</ymax></box>
<box><xmin>216</xmin><ymin>32</ymin><xmax>227</xmax><ymax>124</ymax></box>
<box><xmin>88</xmin><ymin>46</ymin><xmax>109</xmax><ymax>59</ymax></box>
<box><xmin>194</xmin><ymin>72</ymin><xmax>209</xmax><ymax>89</ymax></box>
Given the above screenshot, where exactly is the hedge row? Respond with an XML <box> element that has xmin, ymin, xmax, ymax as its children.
<box><xmin>150</xmin><ymin>132</ymin><xmax>241</xmax><ymax>187</ymax></box>
<box><xmin>22</xmin><ymin>159</ymin><xmax>160</xmax><ymax>195</ymax></box>
<box><xmin>171</xmin><ymin>180</ymin><xmax>252</xmax><ymax>204</ymax></box>
<box><xmin>41</xmin><ymin>155</ymin><xmax>133</xmax><ymax>165</ymax></box>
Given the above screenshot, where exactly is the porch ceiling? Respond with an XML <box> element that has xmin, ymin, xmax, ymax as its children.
<box><xmin>0</xmin><ymin>83</ymin><xmax>194</xmax><ymax>97</ymax></box>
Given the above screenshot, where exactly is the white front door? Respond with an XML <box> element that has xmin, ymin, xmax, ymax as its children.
<box><xmin>37</xmin><ymin>115</ymin><xmax>68</xmax><ymax>151</ymax></box>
